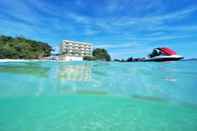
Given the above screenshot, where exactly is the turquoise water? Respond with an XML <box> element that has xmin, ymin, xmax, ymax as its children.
<box><xmin>0</xmin><ymin>61</ymin><xmax>197</xmax><ymax>131</ymax></box>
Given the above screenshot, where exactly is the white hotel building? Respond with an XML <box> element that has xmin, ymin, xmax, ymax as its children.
<box><xmin>60</xmin><ymin>40</ymin><xmax>92</xmax><ymax>61</ymax></box>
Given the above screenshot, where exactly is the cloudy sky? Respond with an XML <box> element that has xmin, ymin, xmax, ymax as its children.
<box><xmin>0</xmin><ymin>0</ymin><xmax>197</xmax><ymax>58</ymax></box>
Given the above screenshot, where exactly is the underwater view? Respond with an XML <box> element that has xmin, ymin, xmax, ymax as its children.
<box><xmin>0</xmin><ymin>61</ymin><xmax>197</xmax><ymax>131</ymax></box>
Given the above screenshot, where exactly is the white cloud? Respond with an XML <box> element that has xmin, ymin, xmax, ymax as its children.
<box><xmin>160</xmin><ymin>25</ymin><xmax>197</xmax><ymax>32</ymax></box>
<box><xmin>106</xmin><ymin>0</ymin><xmax>124</xmax><ymax>12</ymax></box>
<box><xmin>142</xmin><ymin>34</ymin><xmax>195</xmax><ymax>41</ymax></box>
<box><xmin>95</xmin><ymin>42</ymin><xmax>140</xmax><ymax>49</ymax></box>
<box><xmin>105</xmin><ymin>6</ymin><xmax>197</xmax><ymax>31</ymax></box>
<box><xmin>67</xmin><ymin>12</ymin><xmax>90</xmax><ymax>24</ymax></box>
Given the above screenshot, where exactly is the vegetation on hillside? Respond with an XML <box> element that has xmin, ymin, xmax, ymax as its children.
<box><xmin>0</xmin><ymin>35</ymin><xmax>53</xmax><ymax>59</ymax></box>
<box><xmin>83</xmin><ymin>48</ymin><xmax>111</xmax><ymax>61</ymax></box>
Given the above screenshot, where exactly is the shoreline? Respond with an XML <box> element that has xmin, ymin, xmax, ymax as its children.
<box><xmin>0</xmin><ymin>59</ymin><xmax>84</xmax><ymax>63</ymax></box>
<box><xmin>0</xmin><ymin>59</ymin><xmax>51</xmax><ymax>63</ymax></box>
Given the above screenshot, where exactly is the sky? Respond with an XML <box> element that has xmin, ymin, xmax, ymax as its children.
<box><xmin>0</xmin><ymin>0</ymin><xmax>197</xmax><ymax>59</ymax></box>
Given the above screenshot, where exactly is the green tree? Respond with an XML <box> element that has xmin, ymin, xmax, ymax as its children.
<box><xmin>92</xmin><ymin>48</ymin><xmax>111</xmax><ymax>61</ymax></box>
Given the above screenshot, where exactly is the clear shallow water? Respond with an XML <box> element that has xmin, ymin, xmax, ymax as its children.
<box><xmin>0</xmin><ymin>61</ymin><xmax>197</xmax><ymax>131</ymax></box>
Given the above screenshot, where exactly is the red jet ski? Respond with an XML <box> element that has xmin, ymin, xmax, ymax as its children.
<box><xmin>145</xmin><ymin>47</ymin><xmax>184</xmax><ymax>62</ymax></box>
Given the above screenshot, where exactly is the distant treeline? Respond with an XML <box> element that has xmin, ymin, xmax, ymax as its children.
<box><xmin>0</xmin><ymin>35</ymin><xmax>53</xmax><ymax>59</ymax></box>
<box><xmin>114</xmin><ymin>57</ymin><xmax>145</xmax><ymax>62</ymax></box>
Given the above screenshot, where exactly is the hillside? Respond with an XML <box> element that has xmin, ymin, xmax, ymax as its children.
<box><xmin>0</xmin><ymin>35</ymin><xmax>53</xmax><ymax>59</ymax></box>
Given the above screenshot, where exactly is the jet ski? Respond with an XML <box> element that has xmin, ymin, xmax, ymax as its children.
<box><xmin>144</xmin><ymin>47</ymin><xmax>184</xmax><ymax>62</ymax></box>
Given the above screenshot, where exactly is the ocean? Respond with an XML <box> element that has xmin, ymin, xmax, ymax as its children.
<box><xmin>0</xmin><ymin>61</ymin><xmax>196</xmax><ymax>131</ymax></box>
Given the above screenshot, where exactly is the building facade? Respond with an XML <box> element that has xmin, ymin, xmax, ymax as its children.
<box><xmin>60</xmin><ymin>40</ymin><xmax>92</xmax><ymax>61</ymax></box>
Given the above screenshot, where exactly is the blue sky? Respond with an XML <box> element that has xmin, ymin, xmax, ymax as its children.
<box><xmin>0</xmin><ymin>0</ymin><xmax>197</xmax><ymax>58</ymax></box>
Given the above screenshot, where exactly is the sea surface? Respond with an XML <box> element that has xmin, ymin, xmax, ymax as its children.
<box><xmin>0</xmin><ymin>61</ymin><xmax>197</xmax><ymax>131</ymax></box>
